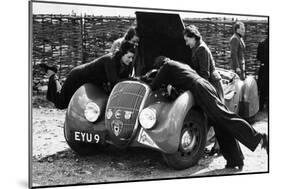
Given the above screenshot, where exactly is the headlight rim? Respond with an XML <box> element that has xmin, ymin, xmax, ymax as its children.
<box><xmin>84</xmin><ymin>101</ymin><xmax>101</xmax><ymax>123</ymax></box>
<box><xmin>139</xmin><ymin>107</ymin><xmax>157</xmax><ymax>129</ymax></box>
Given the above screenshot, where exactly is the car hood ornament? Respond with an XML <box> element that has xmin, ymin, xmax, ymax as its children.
<box><xmin>106</xmin><ymin>109</ymin><xmax>113</xmax><ymax>119</ymax></box>
<box><xmin>124</xmin><ymin>110</ymin><xmax>133</xmax><ymax>120</ymax></box>
<box><xmin>111</xmin><ymin>120</ymin><xmax>123</xmax><ymax>136</ymax></box>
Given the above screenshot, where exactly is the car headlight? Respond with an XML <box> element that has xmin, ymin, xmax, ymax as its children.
<box><xmin>139</xmin><ymin>107</ymin><xmax>156</xmax><ymax>129</ymax></box>
<box><xmin>84</xmin><ymin>102</ymin><xmax>100</xmax><ymax>122</ymax></box>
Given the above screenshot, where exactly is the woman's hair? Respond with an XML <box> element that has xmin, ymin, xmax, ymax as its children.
<box><xmin>183</xmin><ymin>25</ymin><xmax>202</xmax><ymax>41</ymax></box>
<box><xmin>124</xmin><ymin>26</ymin><xmax>138</xmax><ymax>41</ymax></box>
<box><xmin>119</xmin><ymin>41</ymin><xmax>136</xmax><ymax>56</ymax></box>
<box><xmin>114</xmin><ymin>41</ymin><xmax>136</xmax><ymax>60</ymax></box>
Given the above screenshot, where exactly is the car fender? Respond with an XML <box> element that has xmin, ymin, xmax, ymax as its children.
<box><xmin>224</xmin><ymin>78</ymin><xmax>243</xmax><ymax>114</ymax></box>
<box><xmin>238</xmin><ymin>75</ymin><xmax>259</xmax><ymax>118</ymax></box>
<box><xmin>64</xmin><ymin>83</ymin><xmax>108</xmax><ymax>142</ymax></box>
<box><xmin>138</xmin><ymin>91</ymin><xmax>195</xmax><ymax>153</ymax></box>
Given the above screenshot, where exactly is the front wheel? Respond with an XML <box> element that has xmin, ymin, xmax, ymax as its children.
<box><xmin>162</xmin><ymin>108</ymin><xmax>207</xmax><ymax>170</ymax></box>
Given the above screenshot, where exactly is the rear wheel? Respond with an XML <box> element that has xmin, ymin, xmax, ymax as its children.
<box><xmin>162</xmin><ymin>109</ymin><xmax>207</xmax><ymax>170</ymax></box>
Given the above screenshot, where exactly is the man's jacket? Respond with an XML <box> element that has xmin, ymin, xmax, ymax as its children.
<box><xmin>229</xmin><ymin>33</ymin><xmax>246</xmax><ymax>77</ymax></box>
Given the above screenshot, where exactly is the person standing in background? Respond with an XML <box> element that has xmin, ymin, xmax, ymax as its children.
<box><xmin>257</xmin><ymin>36</ymin><xmax>269</xmax><ymax>111</ymax></box>
<box><xmin>110</xmin><ymin>26</ymin><xmax>139</xmax><ymax>53</ymax></box>
<box><xmin>230</xmin><ymin>21</ymin><xmax>246</xmax><ymax>80</ymax></box>
<box><xmin>183</xmin><ymin>25</ymin><xmax>224</xmax><ymax>101</ymax></box>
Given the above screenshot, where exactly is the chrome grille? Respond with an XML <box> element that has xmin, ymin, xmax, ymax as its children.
<box><xmin>105</xmin><ymin>81</ymin><xmax>148</xmax><ymax>141</ymax></box>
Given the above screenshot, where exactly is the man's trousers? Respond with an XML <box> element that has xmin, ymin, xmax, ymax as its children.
<box><xmin>191</xmin><ymin>78</ymin><xmax>262</xmax><ymax>164</ymax></box>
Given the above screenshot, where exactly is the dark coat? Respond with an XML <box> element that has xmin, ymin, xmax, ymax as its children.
<box><xmin>151</xmin><ymin>59</ymin><xmax>263</xmax><ymax>165</ymax></box>
<box><xmin>151</xmin><ymin>60</ymin><xmax>201</xmax><ymax>91</ymax></box>
<box><xmin>257</xmin><ymin>37</ymin><xmax>269</xmax><ymax>108</ymax></box>
<box><xmin>191</xmin><ymin>40</ymin><xmax>216</xmax><ymax>80</ymax></box>
<box><xmin>230</xmin><ymin>33</ymin><xmax>246</xmax><ymax>79</ymax></box>
<box><xmin>191</xmin><ymin>40</ymin><xmax>223</xmax><ymax>100</ymax></box>
<box><xmin>47</xmin><ymin>53</ymin><xmax>132</xmax><ymax>109</ymax></box>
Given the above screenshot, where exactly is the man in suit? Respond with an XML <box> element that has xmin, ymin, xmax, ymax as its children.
<box><xmin>230</xmin><ymin>21</ymin><xmax>246</xmax><ymax>80</ymax></box>
<box><xmin>257</xmin><ymin>37</ymin><xmax>269</xmax><ymax>111</ymax></box>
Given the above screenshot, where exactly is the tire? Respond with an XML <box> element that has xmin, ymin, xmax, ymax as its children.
<box><xmin>162</xmin><ymin>108</ymin><xmax>207</xmax><ymax>170</ymax></box>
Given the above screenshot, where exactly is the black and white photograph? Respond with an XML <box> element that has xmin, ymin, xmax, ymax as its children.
<box><xmin>28</xmin><ymin>0</ymin><xmax>270</xmax><ymax>188</ymax></box>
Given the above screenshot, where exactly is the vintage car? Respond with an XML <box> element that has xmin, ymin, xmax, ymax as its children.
<box><xmin>64</xmin><ymin>12</ymin><xmax>259</xmax><ymax>170</ymax></box>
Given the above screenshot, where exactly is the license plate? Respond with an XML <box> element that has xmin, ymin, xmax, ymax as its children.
<box><xmin>72</xmin><ymin>131</ymin><xmax>103</xmax><ymax>144</ymax></box>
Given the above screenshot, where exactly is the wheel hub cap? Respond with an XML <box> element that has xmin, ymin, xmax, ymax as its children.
<box><xmin>181</xmin><ymin>129</ymin><xmax>196</xmax><ymax>151</ymax></box>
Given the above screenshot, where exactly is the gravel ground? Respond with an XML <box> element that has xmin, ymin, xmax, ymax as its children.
<box><xmin>31</xmin><ymin>104</ymin><xmax>269</xmax><ymax>188</ymax></box>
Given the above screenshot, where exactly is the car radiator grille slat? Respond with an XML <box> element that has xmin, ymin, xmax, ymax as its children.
<box><xmin>105</xmin><ymin>82</ymin><xmax>147</xmax><ymax>140</ymax></box>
